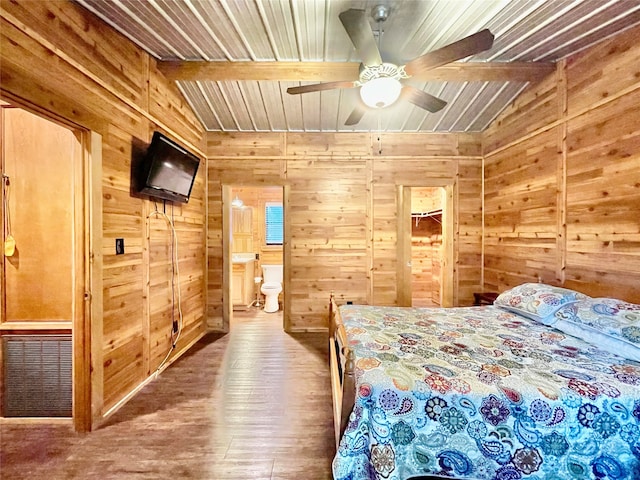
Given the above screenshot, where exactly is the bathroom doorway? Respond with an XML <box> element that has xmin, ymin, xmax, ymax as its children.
<box><xmin>222</xmin><ymin>184</ymin><xmax>286</xmax><ymax>331</ymax></box>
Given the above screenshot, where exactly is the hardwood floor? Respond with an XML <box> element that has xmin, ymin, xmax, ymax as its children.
<box><xmin>0</xmin><ymin>309</ymin><xmax>335</xmax><ymax>479</ymax></box>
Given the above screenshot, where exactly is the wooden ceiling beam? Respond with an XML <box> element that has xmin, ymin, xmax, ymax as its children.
<box><xmin>417</xmin><ymin>62</ymin><xmax>556</xmax><ymax>82</ymax></box>
<box><xmin>158</xmin><ymin>61</ymin><xmax>556</xmax><ymax>83</ymax></box>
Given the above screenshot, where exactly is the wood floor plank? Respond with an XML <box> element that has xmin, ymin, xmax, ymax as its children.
<box><xmin>0</xmin><ymin>310</ymin><xmax>335</xmax><ymax>479</ymax></box>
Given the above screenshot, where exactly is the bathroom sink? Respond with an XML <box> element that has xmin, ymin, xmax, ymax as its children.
<box><xmin>232</xmin><ymin>253</ymin><xmax>255</xmax><ymax>264</ymax></box>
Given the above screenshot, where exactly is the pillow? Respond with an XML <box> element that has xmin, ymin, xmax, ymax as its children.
<box><xmin>494</xmin><ymin>283</ymin><xmax>589</xmax><ymax>323</ymax></box>
<box><xmin>552</xmin><ymin>298</ymin><xmax>640</xmax><ymax>361</ymax></box>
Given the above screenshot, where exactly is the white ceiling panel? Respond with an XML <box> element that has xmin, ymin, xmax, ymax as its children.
<box><xmin>187</xmin><ymin>1</ymin><xmax>252</xmax><ymax>60</ymax></box>
<box><xmin>256</xmin><ymin>81</ymin><xmax>288</xmax><ymax>131</ymax></box>
<box><xmin>176</xmin><ymin>81</ymin><xmax>220</xmax><ymax>130</ymax></box>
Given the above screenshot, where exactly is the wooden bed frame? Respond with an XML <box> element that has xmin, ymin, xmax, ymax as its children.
<box><xmin>329</xmin><ymin>293</ymin><xmax>356</xmax><ymax>449</ymax></box>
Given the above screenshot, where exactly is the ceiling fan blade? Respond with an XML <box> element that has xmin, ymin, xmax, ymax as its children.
<box><xmin>403</xmin><ymin>29</ymin><xmax>494</xmax><ymax>77</ymax></box>
<box><xmin>339</xmin><ymin>9</ymin><xmax>383</xmax><ymax>67</ymax></box>
<box><xmin>287</xmin><ymin>80</ymin><xmax>357</xmax><ymax>95</ymax></box>
<box><xmin>345</xmin><ymin>104</ymin><xmax>367</xmax><ymax>126</ymax></box>
<box><xmin>401</xmin><ymin>86</ymin><xmax>447</xmax><ymax>113</ymax></box>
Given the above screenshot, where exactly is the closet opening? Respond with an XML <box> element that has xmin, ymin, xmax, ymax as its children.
<box><xmin>397</xmin><ymin>183</ymin><xmax>454</xmax><ymax>308</ymax></box>
<box><xmin>410</xmin><ymin>187</ymin><xmax>445</xmax><ymax>307</ymax></box>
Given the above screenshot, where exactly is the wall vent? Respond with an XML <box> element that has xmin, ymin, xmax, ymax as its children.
<box><xmin>3</xmin><ymin>335</ymin><xmax>72</xmax><ymax>417</ymax></box>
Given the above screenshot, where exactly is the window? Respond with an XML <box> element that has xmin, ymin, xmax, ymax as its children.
<box><xmin>265</xmin><ymin>202</ymin><xmax>283</xmax><ymax>245</ymax></box>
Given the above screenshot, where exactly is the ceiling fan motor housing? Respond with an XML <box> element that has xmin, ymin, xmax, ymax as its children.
<box><xmin>359</xmin><ymin>62</ymin><xmax>404</xmax><ymax>83</ymax></box>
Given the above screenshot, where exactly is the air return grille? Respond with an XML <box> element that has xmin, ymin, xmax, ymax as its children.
<box><xmin>3</xmin><ymin>335</ymin><xmax>72</xmax><ymax>417</ymax></box>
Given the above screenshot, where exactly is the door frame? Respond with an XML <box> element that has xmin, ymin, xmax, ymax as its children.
<box><xmin>0</xmin><ymin>99</ymin><xmax>100</xmax><ymax>432</ymax></box>
<box><xmin>397</xmin><ymin>182</ymin><xmax>454</xmax><ymax>307</ymax></box>
<box><xmin>222</xmin><ymin>184</ymin><xmax>290</xmax><ymax>332</ymax></box>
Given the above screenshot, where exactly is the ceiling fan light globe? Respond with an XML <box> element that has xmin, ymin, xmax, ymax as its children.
<box><xmin>360</xmin><ymin>77</ymin><xmax>402</xmax><ymax>108</ymax></box>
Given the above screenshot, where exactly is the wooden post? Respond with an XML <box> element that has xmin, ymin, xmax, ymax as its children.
<box><xmin>396</xmin><ymin>185</ymin><xmax>412</xmax><ymax>306</ymax></box>
<box><xmin>556</xmin><ymin>59</ymin><xmax>568</xmax><ymax>284</ymax></box>
<box><xmin>87</xmin><ymin>131</ymin><xmax>103</xmax><ymax>430</ymax></box>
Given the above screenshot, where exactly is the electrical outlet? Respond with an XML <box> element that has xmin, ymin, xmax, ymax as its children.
<box><xmin>115</xmin><ymin>238</ymin><xmax>124</xmax><ymax>255</ymax></box>
<box><xmin>255</xmin><ymin>253</ymin><xmax>259</xmax><ymax>260</ymax></box>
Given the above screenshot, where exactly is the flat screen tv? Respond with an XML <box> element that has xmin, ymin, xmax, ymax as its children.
<box><xmin>137</xmin><ymin>131</ymin><xmax>200</xmax><ymax>203</ymax></box>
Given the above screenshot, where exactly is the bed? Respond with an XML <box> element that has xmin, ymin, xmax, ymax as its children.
<box><xmin>329</xmin><ymin>284</ymin><xmax>640</xmax><ymax>480</ymax></box>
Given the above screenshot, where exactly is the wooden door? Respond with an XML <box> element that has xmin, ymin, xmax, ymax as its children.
<box><xmin>2</xmin><ymin>108</ymin><xmax>76</xmax><ymax>325</ymax></box>
<box><xmin>0</xmin><ymin>105</ymin><xmax>95</xmax><ymax>432</ymax></box>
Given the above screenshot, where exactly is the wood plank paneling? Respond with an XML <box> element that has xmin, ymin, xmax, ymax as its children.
<box><xmin>375</xmin><ymin>133</ymin><xmax>476</xmax><ymax>157</ymax></box>
<box><xmin>287</xmin><ymin>156</ymin><xmax>368</xmax><ymax>330</ymax></box>
<box><xmin>457</xmin><ymin>159</ymin><xmax>483</xmax><ymax>302</ymax></box>
<box><xmin>566</xmin><ymin>24</ymin><xmax>640</xmax><ymax>116</ymax></box>
<box><xmin>208</xmin><ymin>132</ymin><xmax>284</xmax><ymax>157</ymax></box>
<box><xmin>483</xmin><ymin>23</ymin><xmax>640</xmax><ymax>303</ymax></box>
<box><xmin>148</xmin><ymin>59</ymin><xmax>204</xmax><ymax>150</ymax></box>
<box><xmin>411</xmin><ymin>218</ymin><xmax>442</xmax><ymax>307</ymax></box>
<box><xmin>563</xmin><ymin>84</ymin><xmax>640</xmax><ymax>301</ymax></box>
<box><xmin>411</xmin><ymin>187</ymin><xmax>442</xmax><ymax>214</ymax></box>
<box><xmin>2</xmin><ymin>0</ymin><xmax>148</xmax><ymax>106</ymax></box>
<box><xmin>207</xmin><ymin>132</ymin><xmax>483</xmax><ymax>331</ymax></box>
<box><xmin>286</xmin><ymin>133</ymin><xmax>370</xmax><ymax>157</ymax></box>
<box><xmin>0</xmin><ymin>0</ymin><xmax>206</xmax><ymax>424</ymax></box>
<box><xmin>483</xmin><ymin>74</ymin><xmax>558</xmax><ymax>155</ymax></box>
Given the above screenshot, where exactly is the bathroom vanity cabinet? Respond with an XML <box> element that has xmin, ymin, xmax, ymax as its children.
<box><xmin>232</xmin><ymin>259</ymin><xmax>255</xmax><ymax>310</ymax></box>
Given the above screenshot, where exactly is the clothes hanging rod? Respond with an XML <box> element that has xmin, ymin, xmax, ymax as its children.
<box><xmin>411</xmin><ymin>209</ymin><xmax>442</xmax><ymax>218</ymax></box>
<box><xmin>412</xmin><ymin>209</ymin><xmax>442</xmax><ymax>227</ymax></box>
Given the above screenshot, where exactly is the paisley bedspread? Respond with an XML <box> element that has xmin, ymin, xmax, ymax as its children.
<box><xmin>332</xmin><ymin>305</ymin><xmax>640</xmax><ymax>480</ymax></box>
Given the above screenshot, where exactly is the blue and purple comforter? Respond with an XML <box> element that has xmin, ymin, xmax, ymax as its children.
<box><xmin>333</xmin><ymin>305</ymin><xmax>640</xmax><ymax>480</ymax></box>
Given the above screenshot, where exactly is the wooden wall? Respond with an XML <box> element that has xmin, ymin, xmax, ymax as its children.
<box><xmin>207</xmin><ymin>132</ymin><xmax>483</xmax><ymax>331</ymax></box>
<box><xmin>412</xmin><ymin>186</ymin><xmax>443</xmax><ymax>214</ymax></box>
<box><xmin>483</xmin><ymin>22</ymin><xmax>640</xmax><ymax>303</ymax></box>
<box><xmin>411</xmin><ymin>219</ymin><xmax>442</xmax><ymax>307</ymax></box>
<box><xmin>0</xmin><ymin>0</ymin><xmax>206</xmax><ymax>423</ymax></box>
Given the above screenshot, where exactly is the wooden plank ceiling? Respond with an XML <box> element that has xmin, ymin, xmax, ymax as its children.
<box><xmin>77</xmin><ymin>0</ymin><xmax>640</xmax><ymax>133</ymax></box>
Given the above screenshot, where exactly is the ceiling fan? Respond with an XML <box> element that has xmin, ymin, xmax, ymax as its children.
<box><xmin>286</xmin><ymin>5</ymin><xmax>494</xmax><ymax>126</ymax></box>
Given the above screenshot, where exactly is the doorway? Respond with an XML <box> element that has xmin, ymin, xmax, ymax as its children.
<box><xmin>222</xmin><ymin>185</ymin><xmax>287</xmax><ymax>331</ymax></box>
<box><xmin>0</xmin><ymin>102</ymin><xmax>98</xmax><ymax>431</ymax></box>
<box><xmin>411</xmin><ymin>187</ymin><xmax>444</xmax><ymax>307</ymax></box>
<box><xmin>397</xmin><ymin>184</ymin><xmax>454</xmax><ymax>307</ymax></box>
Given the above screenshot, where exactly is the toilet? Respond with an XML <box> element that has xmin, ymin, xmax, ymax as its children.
<box><xmin>260</xmin><ymin>264</ymin><xmax>283</xmax><ymax>313</ymax></box>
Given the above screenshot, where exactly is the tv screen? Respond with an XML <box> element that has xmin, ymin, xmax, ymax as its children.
<box><xmin>138</xmin><ymin>132</ymin><xmax>200</xmax><ymax>203</ymax></box>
